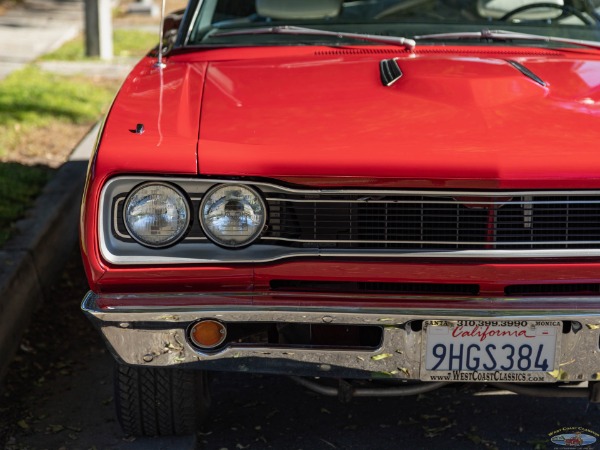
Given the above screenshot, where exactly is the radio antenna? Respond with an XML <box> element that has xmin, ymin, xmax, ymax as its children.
<box><xmin>155</xmin><ymin>0</ymin><xmax>167</xmax><ymax>68</ymax></box>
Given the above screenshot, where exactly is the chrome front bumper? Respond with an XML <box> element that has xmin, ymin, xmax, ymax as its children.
<box><xmin>82</xmin><ymin>291</ymin><xmax>600</xmax><ymax>382</ymax></box>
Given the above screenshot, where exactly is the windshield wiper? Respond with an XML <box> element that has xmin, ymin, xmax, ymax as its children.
<box><xmin>415</xmin><ymin>29</ymin><xmax>600</xmax><ymax>51</ymax></box>
<box><xmin>211</xmin><ymin>25</ymin><xmax>416</xmax><ymax>50</ymax></box>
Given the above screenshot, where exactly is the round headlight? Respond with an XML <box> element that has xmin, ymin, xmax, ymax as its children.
<box><xmin>124</xmin><ymin>182</ymin><xmax>190</xmax><ymax>248</ymax></box>
<box><xmin>200</xmin><ymin>184</ymin><xmax>266</xmax><ymax>248</ymax></box>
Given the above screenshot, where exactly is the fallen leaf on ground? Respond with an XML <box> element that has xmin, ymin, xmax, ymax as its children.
<box><xmin>371</xmin><ymin>353</ymin><xmax>392</xmax><ymax>361</ymax></box>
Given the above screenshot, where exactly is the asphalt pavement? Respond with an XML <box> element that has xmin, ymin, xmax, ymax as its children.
<box><xmin>0</xmin><ymin>0</ymin><xmax>139</xmax><ymax>383</ymax></box>
<box><xmin>5</xmin><ymin>249</ymin><xmax>600</xmax><ymax>449</ymax></box>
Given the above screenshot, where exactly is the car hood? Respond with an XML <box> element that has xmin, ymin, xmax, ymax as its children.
<box><xmin>97</xmin><ymin>60</ymin><xmax>208</xmax><ymax>177</ymax></box>
<box><xmin>97</xmin><ymin>48</ymin><xmax>600</xmax><ymax>189</ymax></box>
<box><xmin>198</xmin><ymin>49</ymin><xmax>600</xmax><ymax>189</ymax></box>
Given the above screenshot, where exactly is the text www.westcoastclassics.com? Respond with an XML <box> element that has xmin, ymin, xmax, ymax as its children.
<box><xmin>429</xmin><ymin>371</ymin><xmax>545</xmax><ymax>382</ymax></box>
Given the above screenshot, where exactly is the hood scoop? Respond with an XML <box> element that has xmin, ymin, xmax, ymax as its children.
<box><xmin>380</xmin><ymin>58</ymin><xmax>402</xmax><ymax>86</ymax></box>
<box><xmin>378</xmin><ymin>57</ymin><xmax>546</xmax><ymax>88</ymax></box>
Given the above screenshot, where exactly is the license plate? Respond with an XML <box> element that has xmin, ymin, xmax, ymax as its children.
<box><xmin>420</xmin><ymin>320</ymin><xmax>560</xmax><ymax>383</ymax></box>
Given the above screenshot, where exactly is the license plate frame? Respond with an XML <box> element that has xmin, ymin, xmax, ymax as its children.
<box><xmin>420</xmin><ymin>319</ymin><xmax>562</xmax><ymax>383</ymax></box>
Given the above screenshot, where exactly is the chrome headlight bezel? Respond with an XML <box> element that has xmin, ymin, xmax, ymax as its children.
<box><xmin>123</xmin><ymin>181</ymin><xmax>191</xmax><ymax>249</ymax></box>
<box><xmin>199</xmin><ymin>184</ymin><xmax>267</xmax><ymax>248</ymax></box>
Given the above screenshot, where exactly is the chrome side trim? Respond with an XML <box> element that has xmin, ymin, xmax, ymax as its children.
<box><xmin>98</xmin><ymin>176</ymin><xmax>600</xmax><ymax>265</ymax></box>
<box><xmin>265</xmin><ymin>197</ymin><xmax>600</xmax><ymax>205</ymax></box>
<box><xmin>98</xmin><ymin>177</ymin><xmax>600</xmax><ymax>198</ymax></box>
<box><xmin>82</xmin><ymin>291</ymin><xmax>600</xmax><ymax>382</ymax></box>
<box><xmin>99</xmin><ymin>247</ymin><xmax>600</xmax><ymax>266</ymax></box>
<box><xmin>260</xmin><ymin>236</ymin><xmax>600</xmax><ymax>246</ymax></box>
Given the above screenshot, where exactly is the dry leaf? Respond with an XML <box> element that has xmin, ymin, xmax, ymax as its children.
<box><xmin>548</xmin><ymin>369</ymin><xmax>568</xmax><ymax>380</ymax></box>
<box><xmin>371</xmin><ymin>353</ymin><xmax>393</xmax><ymax>361</ymax></box>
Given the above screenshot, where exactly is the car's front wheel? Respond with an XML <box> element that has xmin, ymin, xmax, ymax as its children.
<box><xmin>114</xmin><ymin>364</ymin><xmax>211</xmax><ymax>436</ymax></box>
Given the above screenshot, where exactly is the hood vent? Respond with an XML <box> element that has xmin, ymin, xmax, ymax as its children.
<box><xmin>380</xmin><ymin>58</ymin><xmax>402</xmax><ymax>86</ymax></box>
<box><xmin>315</xmin><ymin>48</ymin><xmax>401</xmax><ymax>56</ymax></box>
<box><xmin>315</xmin><ymin>48</ymin><xmax>561</xmax><ymax>56</ymax></box>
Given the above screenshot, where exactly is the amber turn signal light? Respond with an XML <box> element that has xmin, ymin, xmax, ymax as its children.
<box><xmin>190</xmin><ymin>320</ymin><xmax>227</xmax><ymax>349</ymax></box>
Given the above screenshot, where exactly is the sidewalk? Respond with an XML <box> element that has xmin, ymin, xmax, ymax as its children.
<box><xmin>0</xmin><ymin>0</ymin><xmax>83</xmax><ymax>80</ymax></box>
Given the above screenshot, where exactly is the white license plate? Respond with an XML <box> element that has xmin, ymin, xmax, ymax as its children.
<box><xmin>421</xmin><ymin>320</ymin><xmax>560</xmax><ymax>382</ymax></box>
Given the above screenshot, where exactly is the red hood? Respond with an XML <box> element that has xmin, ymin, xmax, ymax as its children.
<box><xmin>198</xmin><ymin>48</ymin><xmax>600</xmax><ymax>189</ymax></box>
<box><xmin>97</xmin><ymin>47</ymin><xmax>600</xmax><ymax>189</ymax></box>
<box><xmin>97</xmin><ymin>59</ymin><xmax>207</xmax><ymax>177</ymax></box>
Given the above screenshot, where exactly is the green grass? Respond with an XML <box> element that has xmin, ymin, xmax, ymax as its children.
<box><xmin>0</xmin><ymin>25</ymin><xmax>146</xmax><ymax>246</ymax></box>
<box><xmin>41</xmin><ymin>29</ymin><xmax>158</xmax><ymax>61</ymax></box>
<box><xmin>0</xmin><ymin>66</ymin><xmax>115</xmax><ymax>129</ymax></box>
<box><xmin>0</xmin><ymin>163</ymin><xmax>52</xmax><ymax>246</ymax></box>
<box><xmin>0</xmin><ymin>66</ymin><xmax>118</xmax><ymax>245</ymax></box>
<box><xmin>0</xmin><ymin>65</ymin><xmax>118</xmax><ymax>158</ymax></box>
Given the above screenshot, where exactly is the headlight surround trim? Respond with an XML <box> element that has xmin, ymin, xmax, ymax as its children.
<box><xmin>123</xmin><ymin>181</ymin><xmax>191</xmax><ymax>249</ymax></box>
<box><xmin>199</xmin><ymin>183</ymin><xmax>267</xmax><ymax>248</ymax></box>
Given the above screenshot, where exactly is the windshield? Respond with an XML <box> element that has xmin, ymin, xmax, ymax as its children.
<box><xmin>187</xmin><ymin>0</ymin><xmax>600</xmax><ymax>46</ymax></box>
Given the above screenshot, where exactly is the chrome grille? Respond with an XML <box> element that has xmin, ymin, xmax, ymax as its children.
<box><xmin>264</xmin><ymin>194</ymin><xmax>600</xmax><ymax>250</ymax></box>
<box><xmin>102</xmin><ymin>177</ymin><xmax>600</xmax><ymax>265</ymax></box>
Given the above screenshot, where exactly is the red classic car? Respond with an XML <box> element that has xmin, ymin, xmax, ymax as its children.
<box><xmin>81</xmin><ymin>0</ymin><xmax>600</xmax><ymax>436</ymax></box>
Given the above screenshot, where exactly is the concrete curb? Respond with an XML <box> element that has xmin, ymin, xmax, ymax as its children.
<box><xmin>0</xmin><ymin>125</ymin><xmax>97</xmax><ymax>383</ymax></box>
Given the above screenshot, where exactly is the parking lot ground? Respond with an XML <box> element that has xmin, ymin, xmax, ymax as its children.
<box><xmin>2</xmin><ymin>248</ymin><xmax>600</xmax><ymax>450</ymax></box>
<box><xmin>0</xmin><ymin>248</ymin><xmax>196</xmax><ymax>450</ymax></box>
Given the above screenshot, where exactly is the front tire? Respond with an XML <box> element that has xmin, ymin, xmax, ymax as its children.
<box><xmin>114</xmin><ymin>364</ymin><xmax>211</xmax><ymax>436</ymax></box>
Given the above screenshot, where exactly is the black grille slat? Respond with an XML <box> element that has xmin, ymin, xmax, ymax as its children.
<box><xmin>264</xmin><ymin>194</ymin><xmax>600</xmax><ymax>250</ymax></box>
<box><xmin>271</xmin><ymin>280</ymin><xmax>480</xmax><ymax>296</ymax></box>
<box><xmin>506</xmin><ymin>284</ymin><xmax>600</xmax><ymax>296</ymax></box>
